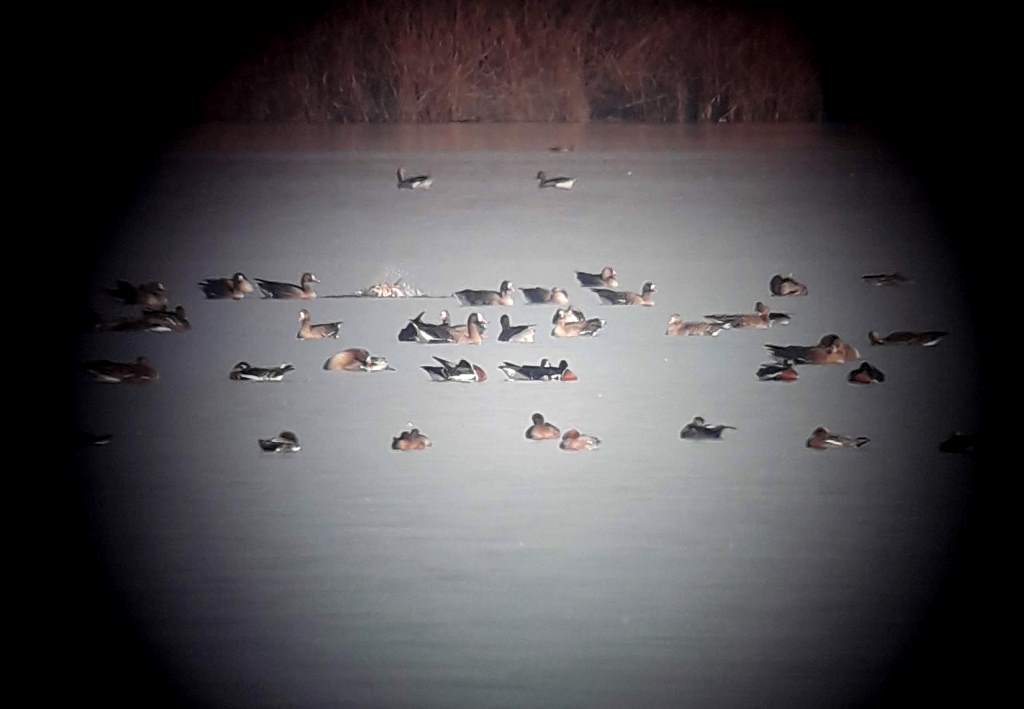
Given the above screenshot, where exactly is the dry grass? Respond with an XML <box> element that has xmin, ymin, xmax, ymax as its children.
<box><xmin>204</xmin><ymin>0</ymin><xmax>821</xmax><ymax>123</ymax></box>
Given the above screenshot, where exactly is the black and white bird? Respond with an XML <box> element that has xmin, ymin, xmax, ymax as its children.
<box><xmin>537</xmin><ymin>171</ymin><xmax>576</xmax><ymax>189</ymax></box>
<box><xmin>498</xmin><ymin>314</ymin><xmax>536</xmax><ymax>343</ymax></box>
<box><xmin>230</xmin><ymin>362</ymin><xmax>295</xmax><ymax>382</ymax></box>
<box><xmin>397</xmin><ymin>167</ymin><xmax>433</xmax><ymax>190</ymax></box>
<box><xmin>680</xmin><ymin>416</ymin><xmax>736</xmax><ymax>440</ymax></box>
<box><xmin>258</xmin><ymin>431</ymin><xmax>301</xmax><ymax>453</ymax></box>
<box><xmin>421</xmin><ymin>356</ymin><xmax>487</xmax><ymax>383</ymax></box>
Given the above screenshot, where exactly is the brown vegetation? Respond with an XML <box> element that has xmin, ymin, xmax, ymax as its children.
<box><xmin>204</xmin><ymin>1</ymin><xmax>821</xmax><ymax>123</ymax></box>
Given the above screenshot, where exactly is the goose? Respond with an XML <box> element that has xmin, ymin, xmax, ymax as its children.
<box><xmin>537</xmin><ymin>171</ymin><xmax>576</xmax><ymax>189</ymax></box>
<box><xmin>297</xmin><ymin>309</ymin><xmax>342</xmax><ymax>339</ymax></box>
<box><xmin>862</xmin><ymin>272</ymin><xmax>912</xmax><ymax>286</ymax></box>
<box><xmin>498</xmin><ymin>314</ymin><xmax>535</xmax><ymax>343</ymax></box>
<box><xmin>680</xmin><ymin>416</ymin><xmax>736</xmax><ymax>440</ymax></box>
<box><xmin>258</xmin><ymin>431</ymin><xmax>301</xmax><ymax>453</ymax></box>
<box><xmin>769</xmin><ymin>274</ymin><xmax>809</xmax><ymax>296</ymax></box>
<box><xmin>704</xmin><ymin>301</ymin><xmax>774</xmax><ymax>329</ymax></box>
<box><xmin>454</xmin><ymin>281</ymin><xmax>514</xmax><ymax>306</ymax></box>
<box><xmin>848</xmin><ymin>362</ymin><xmax>886</xmax><ymax>384</ymax></box>
<box><xmin>591</xmin><ymin>281</ymin><xmax>656</xmax><ymax>306</ymax></box>
<box><xmin>525</xmin><ymin>413</ymin><xmax>561</xmax><ymax>440</ymax></box>
<box><xmin>84</xmin><ymin>356</ymin><xmax>159</xmax><ymax>383</ymax></box>
<box><xmin>323</xmin><ymin>348</ymin><xmax>394</xmax><ymax>372</ymax></box>
<box><xmin>198</xmin><ymin>272</ymin><xmax>256</xmax><ymax>299</ymax></box>
<box><xmin>105</xmin><ymin>280</ymin><xmax>168</xmax><ymax>308</ymax></box>
<box><xmin>392</xmin><ymin>428</ymin><xmax>432</xmax><ymax>450</ymax></box>
<box><xmin>806</xmin><ymin>427</ymin><xmax>870</xmax><ymax>449</ymax></box>
<box><xmin>560</xmin><ymin>429</ymin><xmax>601</xmax><ymax>451</ymax></box>
<box><xmin>256</xmin><ymin>272</ymin><xmax>319</xmax><ymax>299</ymax></box>
<box><xmin>756</xmin><ymin>360</ymin><xmax>799</xmax><ymax>382</ymax></box>
<box><xmin>498</xmin><ymin>358</ymin><xmax>577</xmax><ymax>382</ymax></box>
<box><xmin>551</xmin><ymin>308</ymin><xmax>604</xmax><ymax>337</ymax></box>
<box><xmin>765</xmin><ymin>334</ymin><xmax>860</xmax><ymax>365</ymax></box>
<box><xmin>665</xmin><ymin>315</ymin><xmax>725</xmax><ymax>337</ymax></box>
<box><xmin>575</xmin><ymin>266</ymin><xmax>618</xmax><ymax>288</ymax></box>
<box><xmin>420</xmin><ymin>356</ymin><xmax>487</xmax><ymax>383</ymax></box>
<box><xmin>868</xmin><ymin>330</ymin><xmax>947</xmax><ymax>347</ymax></box>
<box><xmin>520</xmin><ymin>286</ymin><xmax>570</xmax><ymax>305</ymax></box>
<box><xmin>229</xmin><ymin>362</ymin><xmax>295</xmax><ymax>382</ymax></box>
<box><xmin>397</xmin><ymin>167</ymin><xmax>433</xmax><ymax>190</ymax></box>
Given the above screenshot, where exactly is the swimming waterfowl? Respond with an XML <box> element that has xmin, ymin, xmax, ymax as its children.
<box><xmin>449</xmin><ymin>312</ymin><xmax>488</xmax><ymax>345</ymax></box>
<box><xmin>297</xmin><ymin>309</ymin><xmax>342</xmax><ymax>339</ymax></box>
<box><xmin>453</xmin><ymin>281</ymin><xmax>515</xmax><ymax>306</ymax></box>
<box><xmin>106</xmin><ymin>280</ymin><xmax>168</xmax><ymax>308</ymax></box>
<box><xmin>665</xmin><ymin>315</ymin><xmax>725</xmax><ymax>337</ymax></box>
<box><xmin>705</xmin><ymin>301</ymin><xmax>773</xmax><ymax>329</ymax></box>
<box><xmin>769</xmin><ymin>274</ymin><xmax>809</xmax><ymax>296</ymax></box>
<box><xmin>548</xmin><ymin>145</ymin><xmax>574</xmax><ymax>152</ymax></box>
<box><xmin>84</xmin><ymin>356</ymin><xmax>159</xmax><ymax>383</ymax></box>
<box><xmin>256</xmin><ymin>273</ymin><xmax>319</xmax><ymax>299</ymax></box>
<box><xmin>258</xmin><ymin>431</ymin><xmax>301</xmax><ymax>453</ymax></box>
<box><xmin>848</xmin><ymin>362</ymin><xmax>886</xmax><ymax>384</ymax></box>
<box><xmin>939</xmin><ymin>432</ymin><xmax>976</xmax><ymax>454</ymax></box>
<box><xmin>680</xmin><ymin>416</ymin><xmax>736</xmax><ymax>440</ymax></box>
<box><xmin>756</xmin><ymin>360</ymin><xmax>799</xmax><ymax>381</ymax></box>
<box><xmin>806</xmin><ymin>427</ymin><xmax>870</xmax><ymax>449</ymax></box>
<box><xmin>396</xmin><ymin>167</ymin><xmax>433</xmax><ymax>190</ymax></box>
<box><xmin>421</xmin><ymin>356</ymin><xmax>487</xmax><ymax>383</ymax></box>
<box><xmin>575</xmin><ymin>267</ymin><xmax>618</xmax><ymax>288</ymax></box>
<box><xmin>139</xmin><ymin>305</ymin><xmax>191</xmax><ymax>332</ymax></box>
<box><xmin>862</xmin><ymin>272</ymin><xmax>912</xmax><ymax>286</ymax></box>
<box><xmin>399</xmin><ymin>311</ymin><xmax>454</xmax><ymax>343</ymax></box>
<box><xmin>520</xmin><ymin>286</ymin><xmax>570</xmax><ymax>305</ymax></box>
<box><xmin>78</xmin><ymin>432</ymin><xmax>113</xmax><ymax>446</ymax></box>
<box><xmin>499</xmin><ymin>358</ymin><xmax>578</xmax><ymax>381</ymax></box>
<box><xmin>323</xmin><ymin>348</ymin><xmax>394</xmax><ymax>372</ymax></box>
<box><xmin>551</xmin><ymin>308</ymin><xmax>605</xmax><ymax>337</ymax></box>
<box><xmin>525</xmin><ymin>413</ymin><xmax>561</xmax><ymax>440</ymax></box>
<box><xmin>536</xmin><ymin>171</ymin><xmax>576</xmax><ymax>189</ymax></box>
<box><xmin>498</xmin><ymin>314</ymin><xmax>536</xmax><ymax>343</ymax></box>
<box><xmin>868</xmin><ymin>330</ymin><xmax>948</xmax><ymax>347</ymax></box>
<box><xmin>230</xmin><ymin>362</ymin><xmax>295</xmax><ymax>381</ymax></box>
<box><xmin>560</xmin><ymin>429</ymin><xmax>601</xmax><ymax>451</ymax></box>
<box><xmin>591</xmin><ymin>281</ymin><xmax>656</xmax><ymax>306</ymax></box>
<box><xmin>765</xmin><ymin>334</ymin><xmax>860</xmax><ymax>364</ymax></box>
<box><xmin>392</xmin><ymin>428</ymin><xmax>432</xmax><ymax>450</ymax></box>
<box><xmin>198</xmin><ymin>272</ymin><xmax>256</xmax><ymax>299</ymax></box>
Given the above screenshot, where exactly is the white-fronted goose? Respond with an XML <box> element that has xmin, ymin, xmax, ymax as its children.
<box><xmin>592</xmin><ymin>281</ymin><xmax>656</xmax><ymax>306</ymax></box>
<box><xmin>84</xmin><ymin>356</ymin><xmax>159</xmax><ymax>383</ymax></box>
<box><xmin>297</xmin><ymin>309</ymin><xmax>342</xmax><ymax>340</ymax></box>
<box><xmin>868</xmin><ymin>330</ymin><xmax>947</xmax><ymax>347</ymax></box>
<box><xmin>520</xmin><ymin>286</ymin><xmax>570</xmax><ymax>305</ymax></box>
<box><xmin>323</xmin><ymin>348</ymin><xmax>394</xmax><ymax>372</ymax></box>
<box><xmin>765</xmin><ymin>334</ymin><xmax>860</xmax><ymax>364</ymax></box>
<box><xmin>454</xmin><ymin>281</ymin><xmax>514</xmax><ymax>306</ymax></box>
<box><xmin>576</xmin><ymin>267</ymin><xmax>618</xmax><ymax>288</ymax></box>
<box><xmin>665</xmin><ymin>315</ymin><xmax>725</xmax><ymax>337</ymax></box>
<box><xmin>256</xmin><ymin>273</ymin><xmax>318</xmax><ymax>299</ymax></box>
<box><xmin>198</xmin><ymin>272</ymin><xmax>256</xmax><ymax>299</ymax></box>
<box><xmin>806</xmin><ymin>427</ymin><xmax>870</xmax><ymax>449</ymax></box>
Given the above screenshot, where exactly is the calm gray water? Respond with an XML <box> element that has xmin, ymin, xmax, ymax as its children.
<box><xmin>73</xmin><ymin>124</ymin><xmax>980</xmax><ymax>707</ymax></box>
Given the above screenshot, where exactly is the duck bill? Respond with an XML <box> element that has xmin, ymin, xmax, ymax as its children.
<box><xmin>560</xmin><ymin>369</ymin><xmax>578</xmax><ymax>382</ymax></box>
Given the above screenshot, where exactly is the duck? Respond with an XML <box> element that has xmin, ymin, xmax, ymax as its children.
<box><xmin>806</xmin><ymin>427</ymin><xmax>870</xmax><ymax>449</ymax></box>
<box><xmin>198</xmin><ymin>272</ymin><xmax>256</xmax><ymax>299</ymax></box>
<box><xmin>704</xmin><ymin>301</ymin><xmax>773</xmax><ymax>329</ymax></box>
<box><xmin>862</xmin><ymin>272</ymin><xmax>912</xmax><ymax>287</ymax></box>
<box><xmin>525</xmin><ymin>413</ymin><xmax>561</xmax><ymax>440</ymax></box>
<box><xmin>769</xmin><ymin>274</ymin><xmax>809</xmax><ymax>296</ymax></box>
<box><xmin>575</xmin><ymin>267</ymin><xmax>618</xmax><ymax>288</ymax></box>
<box><xmin>498</xmin><ymin>358</ymin><xmax>578</xmax><ymax>381</ymax></box>
<box><xmin>392</xmin><ymin>428</ymin><xmax>432</xmax><ymax>450</ymax></box>
<box><xmin>764</xmin><ymin>334</ymin><xmax>860</xmax><ymax>365</ymax></box>
<box><xmin>84</xmin><ymin>356</ymin><xmax>159</xmax><ymax>383</ymax></box>
<box><xmin>421</xmin><ymin>356</ymin><xmax>487</xmax><ymax>383</ymax></box>
<box><xmin>256</xmin><ymin>272</ymin><xmax>319</xmax><ymax>299</ymax></box>
<box><xmin>498</xmin><ymin>314</ymin><xmax>535</xmax><ymax>343</ymax></box>
<box><xmin>449</xmin><ymin>312</ymin><xmax>487</xmax><ymax>345</ymax></box>
<box><xmin>848</xmin><ymin>362</ymin><xmax>886</xmax><ymax>384</ymax></box>
<box><xmin>591</xmin><ymin>281</ymin><xmax>656</xmax><ymax>306</ymax></box>
<box><xmin>399</xmin><ymin>311</ymin><xmax>454</xmax><ymax>343</ymax></box>
<box><xmin>551</xmin><ymin>308</ymin><xmax>605</xmax><ymax>337</ymax></box>
<box><xmin>680</xmin><ymin>416</ymin><xmax>736</xmax><ymax>440</ymax></box>
<box><xmin>536</xmin><ymin>171</ymin><xmax>576</xmax><ymax>189</ymax></box>
<box><xmin>297</xmin><ymin>309</ymin><xmax>342</xmax><ymax>339</ymax></box>
<box><xmin>453</xmin><ymin>281</ymin><xmax>515</xmax><ymax>306</ymax></box>
<box><xmin>230</xmin><ymin>362</ymin><xmax>295</xmax><ymax>381</ymax></box>
<box><xmin>939</xmin><ymin>432</ymin><xmax>976</xmax><ymax>454</ymax></box>
<box><xmin>323</xmin><ymin>348</ymin><xmax>395</xmax><ymax>372</ymax></box>
<box><xmin>665</xmin><ymin>315</ymin><xmax>725</xmax><ymax>337</ymax></box>
<box><xmin>868</xmin><ymin>330</ymin><xmax>948</xmax><ymax>347</ymax></box>
<box><xmin>548</xmin><ymin>145</ymin><xmax>574</xmax><ymax>153</ymax></box>
<box><xmin>105</xmin><ymin>280</ymin><xmax>168</xmax><ymax>308</ymax></box>
<box><xmin>139</xmin><ymin>305</ymin><xmax>191</xmax><ymax>332</ymax></box>
<box><xmin>258</xmin><ymin>431</ymin><xmax>301</xmax><ymax>453</ymax></box>
<box><xmin>756</xmin><ymin>360</ymin><xmax>799</xmax><ymax>382</ymax></box>
<box><xmin>519</xmin><ymin>286</ymin><xmax>570</xmax><ymax>305</ymax></box>
<box><xmin>78</xmin><ymin>432</ymin><xmax>113</xmax><ymax>447</ymax></box>
<box><xmin>396</xmin><ymin>167</ymin><xmax>433</xmax><ymax>190</ymax></box>
<box><xmin>560</xmin><ymin>429</ymin><xmax>601</xmax><ymax>451</ymax></box>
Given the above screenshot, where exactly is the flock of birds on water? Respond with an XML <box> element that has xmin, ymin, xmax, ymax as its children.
<box><xmin>79</xmin><ymin>165</ymin><xmax>977</xmax><ymax>457</ymax></box>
